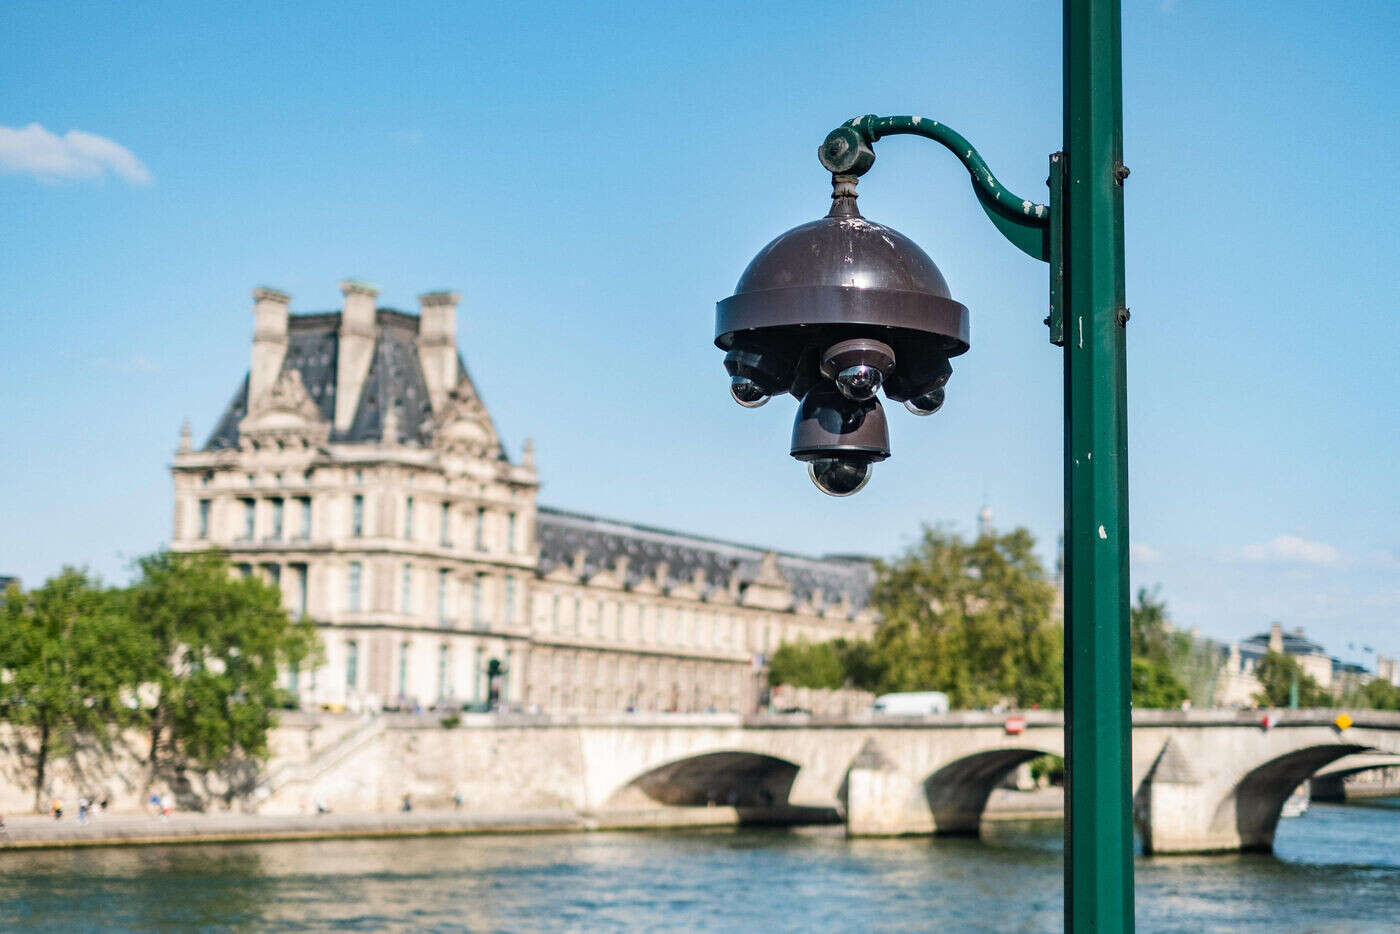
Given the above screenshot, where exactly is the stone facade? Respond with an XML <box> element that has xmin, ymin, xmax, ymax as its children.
<box><xmin>171</xmin><ymin>283</ymin><xmax>876</xmax><ymax>715</ymax></box>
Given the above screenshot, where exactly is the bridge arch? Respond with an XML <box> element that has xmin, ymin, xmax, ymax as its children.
<box><xmin>1224</xmin><ymin>743</ymin><xmax>1371</xmax><ymax>850</ymax></box>
<box><xmin>607</xmin><ymin>749</ymin><xmax>802</xmax><ymax>810</ymax></box>
<box><xmin>921</xmin><ymin>746</ymin><xmax>1057</xmax><ymax>835</ymax></box>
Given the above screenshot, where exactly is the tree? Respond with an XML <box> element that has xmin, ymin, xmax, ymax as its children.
<box><xmin>767</xmin><ymin>639</ymin><xmax>848</xmax><ymax>690</ymax></box>
<box><xmin>1131</xmin><ymin>658</ymin><xmax>1188</xmax><ymax>709</ymax></box>
<box><xmin>1130</xmin><ymin>587</ymin><xmax>1172</xmax><ymax>663</ymax></box>
<box><xmin>861</xmin><ymin>526</ymin><xmax>1062</xmax><ymax>709</ymax></box>
<box><xmin>1356</xmin><ymin>677</ymin><xmax>1400</xmax><ymax>711</ymax></box>
<box><xmin>126</xmin><ymin>551</ymin><xmax>319</xmax><ymax>789</ymax></box>
<box><xmin>1253</xmin><ymin>651</ymin><xmax>1329</xmax><ymax>708</ymax></box>
<box><xmin>0</xmin><ymin>571</ymin><xmax>149</xmax><ymax>811</ymax></box>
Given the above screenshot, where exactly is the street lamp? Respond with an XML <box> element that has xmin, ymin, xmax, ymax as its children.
<box><xmin>713</xmin><ymin>1</ymin><xmax>1132</xmax><ymax>930</ymax></box>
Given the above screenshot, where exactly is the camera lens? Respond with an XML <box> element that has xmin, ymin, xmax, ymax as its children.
<box><xmin>730</xmin><ymin>375</ymin><xmax>770</xmax><ymax>408</ymax></box>
<box><xmin>904</xmin><ymin>387</ymin><xmax>945</xmax><ymax>416</ymax></box>
<box><xmin>834</xmin><ymin>364</ymin><xmax>882</xmax><ymax>402</ymax></box>
<box><xmin>807</xmin><ymin>456</ymin><xmax>872</xmax><ymax>497</ymax></box>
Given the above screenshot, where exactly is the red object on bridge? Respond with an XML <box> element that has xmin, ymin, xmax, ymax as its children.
<box><xmin>1004</xmin><ymin>716</ymin><xmax>1026</xmax><ymax>735</ymax></box>
<box><xmin>1260</xmin><ymin>713</ymin><xmax>1275</xmax><ymax>731</ymax></box>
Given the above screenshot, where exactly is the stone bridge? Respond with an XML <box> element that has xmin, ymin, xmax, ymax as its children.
<box><xmin>573</xmin><ymin>708</ymin><xmax>1400</xmax><ymax>853</ymax></box>
<box><xmin>265</xmin><ymin>708</ymin><xmax>1400</xmax><ymax>855</ymax></box>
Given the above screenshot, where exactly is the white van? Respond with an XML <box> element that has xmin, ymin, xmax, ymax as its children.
<box><xmin>872</xmin><ymin>691</ymin><xmax>950</xmax><ymax>716</ymax></box>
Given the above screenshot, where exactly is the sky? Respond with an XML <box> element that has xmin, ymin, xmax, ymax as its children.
<box><xmin>1</xmin><ymin>1</ymin><xmax>1396</xmax><ymax>664</ymax></box>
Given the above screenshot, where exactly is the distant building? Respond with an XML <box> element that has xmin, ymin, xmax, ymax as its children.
<box><xmin>1217</xmin><ymin>621</ymin><xmax>1380</xmax><ymax>706</ymax></box>
<box><xmin>0</xmin><ymin>575</ymin><xmax>18</xmax><ymax>592</ymax></box>
<box><xmin>170</xmin><ymin>283</ymin><xmax>875</xmax><ymax>715</ymax></box>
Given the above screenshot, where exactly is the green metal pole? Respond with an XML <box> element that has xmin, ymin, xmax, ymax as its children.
<box><xmin>1062</xmin><ymin>0</ymin><xmax>1133</xmax><ymax>931</ymax></box>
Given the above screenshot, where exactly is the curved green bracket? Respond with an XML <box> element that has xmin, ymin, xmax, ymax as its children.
<box><xmin>821</xmin><ymin>115</ymin><xmax>1051</xmax><ymax>263</ymax></box>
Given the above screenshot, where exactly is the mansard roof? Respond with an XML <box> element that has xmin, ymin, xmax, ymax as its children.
<box><xmin>1239</xmin><ymin>629</ymin><xmax>1327</xmax><ymax>658</ymax></box>
<box><xmin>204</xmin><ymin>309</ymin><xmax>483</xmax><ymax>452</ymax></box>
<box><xmin>535</xmin><ymin>506</ymin><xmax>875</xmax><ymax>612</ymax></box>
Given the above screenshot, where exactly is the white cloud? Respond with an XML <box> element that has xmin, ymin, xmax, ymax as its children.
<box><xmin>1130</xmin><ymin>542</ymin><xmax>1164</xmax><ymax>564</ymax></box>
<box><xmin>0</xmin><ymin>123</ymin><xmax>151</xmax><ymax>185</ymax></box>
<box><xmin>1232</xmin><ymin>534</ymin><xmax>1342</xmax><ymax>567</ymax></box>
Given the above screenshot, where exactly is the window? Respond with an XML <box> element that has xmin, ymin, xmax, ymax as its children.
<box><xmin>270</xmin><ymin>498</ymin><xmax>284</xmax><ymax>540</ymax></box>
<box><xmin>504</xmin><ymin>576</ymin><xmax>517</xmax><ymax>625</ymax></box>
<box><xmin>437</xmin><ymin>569</ymin><xmax>450</xmax><ymax>625</ymax></box>
<box><xmin>296</xmin><ymin>497</ymin><xmax>312</xmax><ymax>540</ymax></box>
<box><xmin>397</xmin><ymin>641</ymin><xmax>410</xmax><ymax>699</ymax></box>
<box><xmin>551</xmin><ymin>595</ymin><xmax>562</xmax><ymax>633</ymax></box>
<box><xmin>287</xmin><ymin>661</ymin><xmax>300</xmax><ymax>695</ymax></box>
<box><xmin>351</xmin><ymin>495</ymin><xmax>364</xmax><ymax>537</ymax></box>
<box><xmin>400</xmin><ymin>563</ymin><xmax>413</xmax><ymax>614</ymax></box>
<box><xmin>236</xmin><ymin>563</ymin><xmax>253</xmax><ymax>579</ymax></box>
<box><xmin>598</xmin><ymin>599</ymin><xmax>607</xmax><ymax>640</ymax></box>
<box><xmin>573</xmin><ymin>596</ymin><xmax>582</xmax><ymax>636</ymax></box>
<box><xmin>263</xmin><ymin>563</ymin><xmax>281</xmax><ymax>587</ymax></box>
<box><xmin>345</xmin><ymin>640</ymin><xmax>359</xmax><ymax>690</ymax></box>
<box><xmin>347</xmin><ymin>562</ymin><xmax>362</xmax><ymax>612</ymax></box>
<box><xmin>239</xmin><ymin>498</ymin><xmax>255</xmax><ymax>540</ymax></box>
<box><xmin>506</xmin><ymin>512</ymin><xmax>518</xmax><ymax>552</ymax></box>
<box><xmin>472</xmin><ymin>573</ymin><xmax>485</xmax><ymax>628</ymax></box>
<box><xmin>354</xmin><ymin>469</ymin><xmax>364</xmax><ymax>484</ymax></box>
<box><xmin>474</xmin><ymin>507</ymin><xmax>486</xmax><ymax>550</ymax></box>
<box><xmin>403</xmin><ymin>496</ymin><xmax>414</xmax><ymax>539</ymax></box>
<box><xmin>440</xmin><ymin>502</ymin><xmax>451</xmax><ymax>546</ymax></box>
<box><xmin>473</xmin><ymin>647</ymin><xmax>485</xmax><ymax>702</ymax></box>
<box><xmin>197</xmin><ymin>499</ymin><xmax>211</xmax><ymax>539</ymax></box>
<box><xmin>291</xmin><ymin>563</ymin><xmax>308</xmax><ymax>617</ymax></box>
<box><xmin>437</xmin><ymin>644</ymin><xmax>451</xmax><ymax>700</ymax></box>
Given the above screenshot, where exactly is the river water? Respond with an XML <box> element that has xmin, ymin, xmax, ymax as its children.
<box><xmin>1</xmin><ymin>799</ymin><xmax>1397</xmax><ymax>932</ymax></box>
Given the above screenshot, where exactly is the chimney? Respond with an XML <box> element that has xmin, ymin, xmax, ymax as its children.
<box><xmin>250</xmin><ymin>287</ymin><xmax>290</xmax><ymax>403</ymax></box>
<box><xmin>417</xmin><ymin>291</ymin><xmax>459</xmax><ymax>412</ymax></box>
<box><xmin>1269</xmin><ymin>622</ymin><xmax>1284</xmax><ymax>654</ymax></box>
<box><xmin>334</xmin><ymin>280</ymin><xmax>379</xmax><ymax>431</ymax></box>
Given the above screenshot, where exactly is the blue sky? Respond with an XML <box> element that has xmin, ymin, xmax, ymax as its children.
<box><xmin>1</xmin><ymin>1</ymin><xmax>1396</xmax><ymax>663</ymax></box>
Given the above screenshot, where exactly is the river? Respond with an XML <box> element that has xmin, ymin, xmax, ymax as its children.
<box><xmin>1</xmin><ymin>799</ymin><xmax>1396</xmax><ymax>932</ymax></box>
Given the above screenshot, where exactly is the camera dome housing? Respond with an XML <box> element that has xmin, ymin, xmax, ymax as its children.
<box><xmin>715</xmin><ymin>182</ymin><xmax>968</xmax><ymax>404</ymax></box>
<box><xmin>715</xmin><ymin>178</ymin><xmax>969</xmax><ymax>495</ymax></box>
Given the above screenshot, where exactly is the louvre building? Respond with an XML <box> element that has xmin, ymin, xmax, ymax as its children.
<box><xmin>171</xmin><ymin>282</ymin><xmax>876</xmax><ymax>714</ymax></box>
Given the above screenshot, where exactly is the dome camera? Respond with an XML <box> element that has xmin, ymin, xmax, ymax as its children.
<box><xmin>820</xmin><ymin>338</ymin><xmax>895</xmax><ymax>402</ymax></box>
<box><xmin>790</xmin><ymin>382</ymin><xmax>890</xmax><ymax>497</ymax></box>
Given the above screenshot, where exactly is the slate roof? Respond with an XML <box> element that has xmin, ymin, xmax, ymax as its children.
<box><xmin>535</xmin><ymin>506</ymin><xmax>875</xmax><ymax>612</ymax></box>
<box><xmin>1239</xmin><ymin>630</ymin><xmax>1328</xmax><ymax>658</ymax></box>
<box><xmin>204</xmin><ymin>309</ymin><xmax>478</xmax><ymax>451</ymax></box>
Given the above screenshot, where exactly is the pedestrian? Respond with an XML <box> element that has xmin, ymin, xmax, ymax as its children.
<box><xmin>400</xmin><ymin>792</ymin><xmax>412</xmax><ymax>813</ymax></box>
<box><xmin>160</xmin><ymin>793</ymin><xmax>173</xmax><ymax>819</ymax></box>
<box><xmin>149</xmin><ymin>793</ymin><xmax>161</xmax><ymax>815</ymax></box>
<box><xmin>77</xmin><ymin>797</ymin><xmax>89</xmax><ymax>825</ymax></box>
<box><xmin>453</xmin><ymin>791</ymin><xmax>463</xmax><ymax>810</ymax></box>
<box><xmin>50</xmin><ymin>797</ymin><xmax>63</xmax><ymax>820</ymax></box>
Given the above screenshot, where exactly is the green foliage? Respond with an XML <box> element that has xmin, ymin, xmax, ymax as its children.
<box><xmin>861</xmin><ymin>526</ymin><xmax>1063</xmax><ymax>709</ymax></box>
<box><xmin>439</xmin><ymin>714</ymin><xmax>462</xmax><ymax>729</ymax></box>
<box><xmin>0</xmin><ymin>570</ymin><xmax>150</xmax><ymax>810</ymax></box>
<box><xmin>1131</xmin><ymin>657</ymin><xmax>1189</xmax><ymax>709</ymax></box>
<box><xmin>1253</xmin><ymin>651</ymin><xmax>1329</xmax><ymax>708</ymax></box>
<box><xmin>126</xmin><ymin>550</ymin><xmax>321</xmax><ymax>781</ymax></box>
<box><xmin>1356</xmin><ymin>677</ymin><xmax>1400</xmax><ymax>711</ymax></box>
<box><xmin>1029</xmin><ymin>754</ymin><xmax>1065</xmax><ymax>786</ymax></box>
<box><xmin>1129</xmin><ymin>587</ymin><xmax>1221</xmax><ymax>707</ymax></box>
<box><xmin>766</xmin><ymin>639</ymin><xmax>849</xmax><ymax>690</ymax></box>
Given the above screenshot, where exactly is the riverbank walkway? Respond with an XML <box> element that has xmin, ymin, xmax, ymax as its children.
<box><xmin>0</xmin><ymin>787</ymin><xmax>1062</xmax><ymax>850</ymax></box>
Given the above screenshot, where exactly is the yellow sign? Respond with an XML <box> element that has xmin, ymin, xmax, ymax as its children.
<box><xmin>1334</xmin><ymin>712</ymin><xmax>1353</xmax><ymax>731</ymax></box>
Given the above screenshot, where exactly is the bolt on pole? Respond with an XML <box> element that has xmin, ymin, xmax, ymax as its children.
<box><xmin>1061</xmin><ymin>0</ymin><xmax>1134</xmax><ymax>931</ymax></box>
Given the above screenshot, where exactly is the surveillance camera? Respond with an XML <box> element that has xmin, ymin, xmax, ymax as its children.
<box><xmin>820</xmin><ymin>338</ymin><xmax>895</xmax><ymax>402</ymax></box>
<box><xmin>724</xmin><ymin>347</ymin><xmax>795</xmax><ymax>409</ymax></box>
<box><xmin>806</xmin><ymin>457</ymin><xmax>873</xmax><ymax>497</ymax></box>
<box><xmin>790</xmin><ymin>382</ymin><xmax>889</xmax><ymax>497</ymax></box>
<box><xmin>714</xmin><ymin>173</ymin><xmax>968</xmax><ymax>495</ymax></box>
